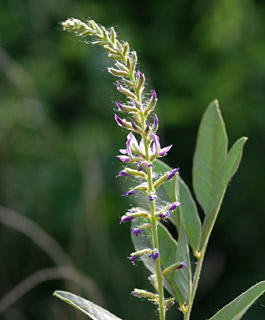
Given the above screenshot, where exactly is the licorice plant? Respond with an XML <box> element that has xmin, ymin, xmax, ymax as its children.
<box><xmin>54</xmin><ymin>18</ymin><xmax>265</xmax><ymax>320</ymax></box>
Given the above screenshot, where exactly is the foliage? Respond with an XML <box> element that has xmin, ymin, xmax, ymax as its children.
<box><xmin>52</xmin><ymin>18</ymin><xmax>264</xmax><ymax>320</ymax></box>
<box><xmin>0</xmin><ymin>1</ymin><xmax>265</xmax><ymax>320</ymax></box>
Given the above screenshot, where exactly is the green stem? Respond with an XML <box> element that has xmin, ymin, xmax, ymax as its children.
<box><xmin>147</xmin><ymin>166</ymin><xmax>165</xmax><ymax>320</ymax></box>
<box><xmin>184</xmin><ymin>250</ymin><xmax>205</xmax><ymax>320</ymax></box>
<box><xmin>116</xmin><ymin>43</ymin><xmax>165</xmax><ymax>320</ymax></box>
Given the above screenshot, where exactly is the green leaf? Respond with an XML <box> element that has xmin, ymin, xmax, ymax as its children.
<box><xmin>131</xmin><ymin>217</ymin><xmax>191</xmax><ymax>307</ymax></box>
<box><xmin>209</xmin><ymin>281</ymin><xmax>265</xmax><ymax>320</ymax></box>
<box><xmin>131</xmin><ymin>218</ymin><xmax>178</xmax><ymax>299</ymax></box>
<box><xmin>192</xmin><ymin>100</ymin><xmax>228</xmax><ymax>215</ymax></box>
<box><xmin>54</xmin><ymin>290</ymin><xmax>122</xmax><ymax>320</ymax></box>
<box><xmin>200</xmin><ymin>137</ymin><xmax>247</xmax><ymax>251</ymax></box>
<box><xmin>154</xmin><ymin>159</ymin><xmax>201</xmax><ymax>254</ymax></box>
<box><xmin>169</xmin><ymin>217</ymin><xmax>191</xmax><ymax>307</ymax></box>
<box><xmin>177</xmin><ymin>177</ymin><xmax>201</xmax><ymax>254</ymax></box>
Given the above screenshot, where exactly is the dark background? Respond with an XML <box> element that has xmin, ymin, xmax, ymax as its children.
<box><xmin>0</xmin><ymin>0</ymin><xmax>265</xmax><ymax>319</ymax></box>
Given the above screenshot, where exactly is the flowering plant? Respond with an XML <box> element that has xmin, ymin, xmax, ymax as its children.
<box><xmin>54</xmin><ymin>18</ymin><xmax>265</xmax><ymax>320</ymax></box>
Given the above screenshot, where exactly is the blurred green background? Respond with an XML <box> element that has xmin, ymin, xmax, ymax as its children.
<box><xmin>0</xmin><ymin>0</ymin><xmax>265</xmax><ymax>319</ymax></box>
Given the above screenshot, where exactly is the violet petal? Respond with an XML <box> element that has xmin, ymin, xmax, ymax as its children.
<box><xmin>169</xmin><ymin>201</ymin><xmax>181</xmax><ymax>211</ymax></box>
<box><xmin>166</xmin><ymin>168</ymin><xmax>180</xmax><ymax>181</ymax></box>
<box><xmin>120</xmin><ymin>215</ymin><xmax>134</xmax><ymax>223</ymax></box>
<box><xmin>131</xmin><ymin>228</ymin><xmax>145</xmax><ymax>236</ymax></box>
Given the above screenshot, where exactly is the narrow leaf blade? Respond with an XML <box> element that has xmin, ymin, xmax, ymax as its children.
<box><xmin>177</xmin><ymin>177</ymin><xmax>201</xmax><ymax>254</ymax></box>
<box><xmin>200</xmin><ymin>137</ymin><xmax>247</xmax><ymax>250</ymax></box>
<box><xmin>192</xmin><ymin>100</ymin><xmax>228</xmax><ymax>215</ymax></box>
<box><xmin>154</xmin><ymin>159</ymin><xmax>201</xmax><ymax>253</ymax></box>
<box><xmin>131</xmin><ymin>218</ymin><xmax>178</xmax><ymax>299</ymax></box>
<box><xmin>54</xmin><ymin>290</ymin><xmax>122</xmax><ymax>320</ymax></box>
<box><xmin>170</xmin><ymin>217</ymin><xmax>191</xmax><ymax>307</ymax></box>
<box><xmin>209</xmin><ymin>281</ymin><xmax>265</xmax><ymax>320</ymax></box>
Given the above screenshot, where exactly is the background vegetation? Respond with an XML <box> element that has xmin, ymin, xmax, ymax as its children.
<box><xmin>0</xmin><ymin>0</ymin><xmax>265</xmax><ymax>319</ymax></box>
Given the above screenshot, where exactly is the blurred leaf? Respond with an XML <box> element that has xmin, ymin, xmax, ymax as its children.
<box><xmin>192</xmin><ymin>100</ymin><xmax>228</xmax><ymax>215</ymax></box>
<box><xmin>54</xmin><ymin>290</ymin><xmax>122</xmax><ymax>320</ymax></box>
<box><xmin>208</xmin><ymin>281</ymin><xmax>265</xmax><ymax>320</ymax></box>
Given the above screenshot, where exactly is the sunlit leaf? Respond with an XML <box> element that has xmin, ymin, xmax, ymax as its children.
<box><xmin>168</xmin><ymin>217</ymin><xmax>191</xmax><ymax>307</ymax></box>
<box><xmin>131</xmin><ymin>218</ymin><xmax>178</xmax><ymax>299</ymax></box>
<box><xmin>200</xmin><ymin>137</ymin><xmax>247</xmax><ymax>251</ymax></box>
<box><xmin>209</xmin><ymin>281</ymin><xmax>265</xmax><ymax>320</ymax></box>
<box><xmin>192</xmin><ymin>100</ymin><xmax>228</xmax><ymax>215</ymax></box>
<box><xmin>154</xmin><ymin>159</ymin><xmax>201</xmax><ymax>253</ymax></box>
<box><xmin>54</xmin><ymin>290</ymin><xmax>122</xmax><ymax>320</ymax></box>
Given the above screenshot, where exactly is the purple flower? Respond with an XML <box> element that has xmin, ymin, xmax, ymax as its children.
<box><xmin>153</xmin><ymin>114</ymin><xmax>159</xmax><ymax>132</ymax></box>
<box><xmin>120</xmin><ymin>215</ymin><xmax>134</xmax><ymax>223</ymax></box>
<box><xmin>152</xmin><ymin>90</ymin><xmax>157</xmax><ymax>101</ymax></box>
<box><xmin>117</xmin><ymin>155</ymin><xmax>130</xmax><ymax>163</ymax></box>
<box><xmin>151</xmin><ymin>133</ymin><xmax>160</xmax><ymax>156</ymax></box>
<box><xmin>115</xmin><ymin>101</ymin><xmax>123</xmax><ymax>111</ymax></box>
<box><xmin>121</xmin><ymin>190</ymin><xmax>137</xmax><ymax>197</ymax></box>
<box><xmin>130</xmin><ymin>255</ymin><xmax>139</xmax><ymax>265</ymax></box>
<box><xmin>159</xmin><ymin>211</ymin><xmax>170</xmax><ymax>219</ymax></box>
<box><xmin>115</xmin><ymin>114</ymin><xmax>127</xmax><ymax>128</ymax></box>
<box><xmin>116</xmin><ymin>170</ymin><xmax>131</xmax><ymax>178</ymax></box>
<box><xmin>176</xmin><ymin>261</ymin><xmax>187</xmax><ymax>270</ymax></box>
<box><xmin>130</xmin><ymin>119</ymin><xmax>137</xmax><ymax>130</ymax></box>
<box><xmin>138</xmin><ymin>160</ymin><xmax>152</xmax><ymax>171</ymax></box>
<box><xmin>169</xmin><ymin>201</ymin><xmax>180</xmax><ymax>211</ymax></box>
<box><xmin>131</xmin><ymin>291</ymin><xmax>141</xmax><ymax>298</ymax></box>
<box><xmin>150</xmin><ymin>252</ymin><xmax>159</xmax><ymax>261</ymax></box>
<box><xmin>166</xmin><ymin>168</ymin><xmax>180</xmax><ymax>181</ymax></box>
<box><xmin>116</xmin><ymin>80</ymin><xmax>121</xmax><ymax>89</ymax></box>
<box><xmin>159</xmin><ymin>144</ymin><xmax>173</xmax><ymax>157</ymax></box>
<box><xmin>131</xmin><ymin>228</ymin><xmax>145</xmax><ymax>236</ymax></box>
<box><xmin>137</xmin><ymin>71</ymin><xmax>144</xmax><ymax>80</ymax></box>
<box><xmin>128</xmin><ymin>208</ymin><xmax>136</xmax><ymax>213</ymax></box>
<box><xmin>149</xmin><ymin>194</ymin><xmax>157</xmax><ymax>201</ymax></box>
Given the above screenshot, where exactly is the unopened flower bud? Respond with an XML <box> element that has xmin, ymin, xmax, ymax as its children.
<box><xmin>120</xmin><ymin>215</ymin><xmax>134</xmax><ymax>223</ymax></box>
<box><xmin>121</xmin><ymin>190</ymin><xmax>137</xmax><ymax>197</ymax></box>
<box><xmin>162</xmin><ymin>261</ymin><xmax>187</xmax><ymax>277</ymax></box>
<box><xmin>169</xmin><ymin>201</ymin><xmax>180</xmax><ymax>211</ymax></box>
<box><xmin>144</xmin><ymin>91</ymin><xmax>157</xmax><ymax>116</ymax></box>
<box><xmin>131</xmin><ymin>289</ymin><xmax>157</xmax><ymax>300</ymax></box>
<box><xmin>130</xmin><ymin>248</ymin><xmax>152</xmax><ymax>265</ymax></box>
<box><xmin>131</xmin><ymin>228</ymin><xmax>145</xmax><ymax>236</ymax></box>
<box><xmin>114</xmin><ymin>114</ymin><xmax>127</xmax><ymax>128</ymax></box>
<box><xmin>150</xmin><ymin>251</ymin><xmax>159</xmax><ymax>261</ymax></box>
<box><xmin>166</xmin><ymin>168</ymin><xmax>179</xmax><ymax>181</ymax></box>
<box><xmin>108</xmin><ymin>67</ymin><xmax>128</xmax><ymax>77</ymax></box>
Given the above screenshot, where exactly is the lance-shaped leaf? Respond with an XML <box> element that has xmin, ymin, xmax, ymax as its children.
<box><xmin>176</xmin><ymin>177</ymin><xmax>201</xmax><ymax>255</ymax></box>
<box><xmin>200</xmin><ymin>137</ymin><xmax>247</xmax><ymax>251</ymax></box>
<box><xmin>192</xmin><ymin>100</ymin><xmax>228</xmax><ymax>215</ymax></box>
<box><xmin>54</xmin><ymin>290</ymin><xmax>122</xmax><ymax>320</ymax></box>
<box><xmin>168</xmin><ymin>217</ymin><xmax>191</xmax><ymax>308</ymax></box>
<box><xmin>131</xmin><ymin>217</ymin><xmax>191</xmax><ymax>307</ymax></box>
<box><xmin>131</xmin><ymin>218</ymin><xmax>178</xmax><ymax>299</ymax></box>
<box><xmin>208</xmin><ymin>281</ymin><xmax>265</xmax><ymax>320</ymax></box>
<box><xmin>154</xmin><ymin>160</ymin><xmax>201</xmax><ymax>254</ymax></box>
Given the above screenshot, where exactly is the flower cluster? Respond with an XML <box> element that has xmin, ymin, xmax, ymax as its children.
<box><xmin>62</xmin><ymin>18</ymin><xmax>186</xmax><ymax>318</ymax></box>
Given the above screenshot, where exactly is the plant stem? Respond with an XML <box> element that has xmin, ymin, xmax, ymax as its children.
<box><xmin>147</xmin><ymin>166</ymin><xmax>165</xmax><ymax>320</ymax></box>
<box><xmin>183</xmin><ymin>250</ymin><xmax>205</xmax><ymax>320</ymax></box>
